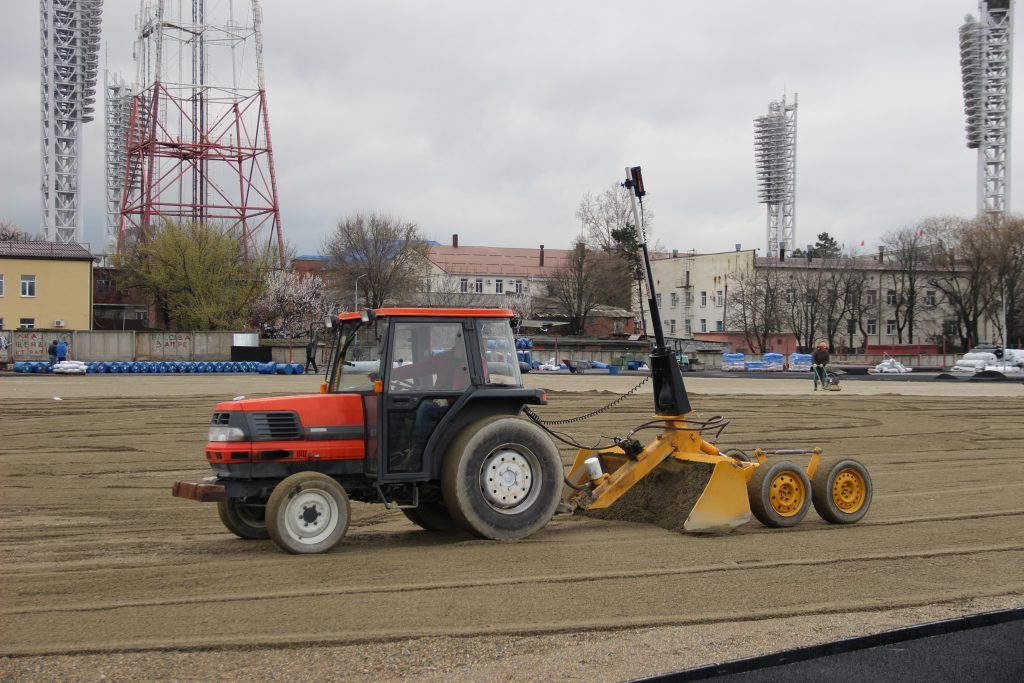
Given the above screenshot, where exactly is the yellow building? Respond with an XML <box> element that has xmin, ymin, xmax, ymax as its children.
<box><xmin>0</xmin><ymin>241</ymin><xmax>94</xmax><ymax>331</ymax></box>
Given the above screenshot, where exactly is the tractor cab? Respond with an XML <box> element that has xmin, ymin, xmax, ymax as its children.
<box><xmin>323</xmin><ymin>308</ymin><xmax>540</xmax><ymax>484</ymax></box>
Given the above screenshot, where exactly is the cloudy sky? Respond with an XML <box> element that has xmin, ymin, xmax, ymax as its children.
<box><xmin>2</xmin><ymin>1</ymin><xmax>1017</xmax><ymax>256</ymax></box>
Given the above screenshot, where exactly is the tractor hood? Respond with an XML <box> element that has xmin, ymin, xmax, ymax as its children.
<box><xmin>213</xmin><ymin>393</ymin><xmax>365</xmax><ymax>430</ymax></box>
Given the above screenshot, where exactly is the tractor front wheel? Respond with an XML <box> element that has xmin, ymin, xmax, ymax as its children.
<box><xmin>441</xmin><ymin>417</ymin><xmax>562</xmax><ymax>541</ymax></box>
<box><xmin>266</xmin><ymin>472</ymin><xmax>350</xmax><ymax>554</ymax></box>
<box><xmin>217</xmin><ymin>498</ymin><xmax>269</xmax><ymax>540</ymax></box>
<box><xmin>747</xmin><ymin>460</ymin><xmax>812</xmax><ymax>528</ymax></box>
<box><xmin>811</xmin><ymin>458</ymin><xmax>872</xmax><ymax>523</ymax></box>
<box><xmin>402</xmin><ymin>501</ymin><xmax>460</xmax><ymax>531</ymax></box>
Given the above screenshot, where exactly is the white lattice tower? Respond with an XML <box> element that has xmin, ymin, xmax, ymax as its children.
<box><xmin>754</xmin><ymin>93</ymin><xmax>798</xmax><ymax>257</ymax></box>
<box><xmin>40</xmin><ymin>0</ymin><xmax>103</xmax><ymax>244</ymax></box>
<box><xmin>104</xmin><ymin>70</ymin><xmax>135</xmax><ymax>255</ymax></box>
<box><xmin>960</xmin><ymin>1</ymin><xmax>1014</xmax><ymax>215</ymax></box>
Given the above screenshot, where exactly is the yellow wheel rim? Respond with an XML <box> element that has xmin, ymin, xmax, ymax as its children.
<box><xmin>832</xmin><ymin>468</ymin><xmax>867</xmax><ymax>513</ymax></box>
<box><xmin>769</xmin><ymin>471</ymin><xmax>806</xmax><ymax>517</ymax></box>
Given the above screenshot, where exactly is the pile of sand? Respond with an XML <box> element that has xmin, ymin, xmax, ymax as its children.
<box><xmin>583</xmin><ymin>459</ymin><xmax>714</xmax><ymax>533</ymax></box>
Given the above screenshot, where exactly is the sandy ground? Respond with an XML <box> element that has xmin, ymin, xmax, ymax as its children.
<box><xmin>1</xmin><ymin>373</ymin><xmax>1022</xmax><ymax>680</ymax></box>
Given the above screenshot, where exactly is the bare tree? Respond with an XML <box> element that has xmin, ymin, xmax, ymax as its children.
<box><xmin>0</xmin><ymin>218</ymin><xmax>26</xmax><ymax>241</ymax></box>
<box><xmin>921</xmin><ymin>216</ymin><xmax>984</xmax><ymax>350</ymax></box>
<box><xmin>727</xmin><ymin>266</ymin><xmax>784</xmax><ymax>353</ymax></box>
<box><xmin>505</xmin><ymin>290</ymin><xmax>534</xmax><ymax>334</ymax></box>
<box><xmin>576</xmin><ymin>184</ymin><xmax>653</xmax><ymax>323</ymax></box>
<box><xmin>977</xmin><ymin>215</ymin><xmax>1024</xmax><ymax>346</ymax></box>
<box><xmin>546</xmin><ymin>241</ymin><xmax>620</xmax><ymax>335</ymax></box>
<box><xmin>844</xmin><ymin>265</ymin><xmax>873</xmax><ymax>351</ymax></box>
<box><xmin>782</xmin><ymin>268</ymin><xmax>827</xmax><ymax>351</ymax></box>
<box><xmin>818</xmin><ymin>258</ymin><xmax>855</xmax><ymax>352</ymax></box>
<box><xmin>881</xmin><ymin>223</ymin><xmax>931</xmax><ymax>343</ymax></box>
<box><xmin>323</xmin><ymin>212</ymin><xmax>428</xmax><ymax>309</ymax></box>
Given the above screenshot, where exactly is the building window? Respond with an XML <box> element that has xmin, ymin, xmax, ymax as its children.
<box><xmin>495</xmin><ymin>279</ymin><xmax>503</xmax><ymax>294</ymax></box>
<box><xmin>925</xmin><ymin>290</ymin><xmax>936</xmax><ymax>306</ymax></box>
<box><xmin>670</xmin><ymin>292</ymin><xmax>678</xmax><ymax>308</ymax></box>
<box><xmin>684</xmin><ymin>319</ymin><xmax>692</xmax><ymax>335</ymax></box>
<box><xmin>867</xmin><ymin>319</ymin><xmax>877</xmax><ymax>335</ymax></box>
<box><xmin>21</xmin><ymin>275</ymin><xmax>36</xmax><ymax>297</ymax></box>
<box><xmin>886</xmin><ymin>289</ymin><xmax>896</xmax><ymax>306</ymax></box>
<box><xmin>459</xmin><ymin>278</ymin><xmax>468</xmax><ymax>293</ymax></box>
<box><xmin>716</xmin><ymin>320</ymin><xmax>724</xmax><ymax>332</ymax></box>
<box><xmin>474</xmin><ymin>278</ymin><xmax>483</xmax><ymax>294</ymax></box>
<box><xmin>784</xmin><ymin>288</ymin><xmax>794</xmax><ymax>303</ymax></box>
<box><xmin>700</xmin><ymin>318</ymin><xmax>707</xmax><ymax>333</ymax></box>
<box><xmin>515</xmin><ymin>279</ymin><xmax>523</xmax><ymax>294</ymax></box>
<box><xmin>715</xmin><ymin>290</ymin><xmax>723</xmax><ymax>307</ymax></box>
<box><xmin>0</xmin><ymin>273</ymin><xmax>4</xmax><ymax>296</ymax></box>
<box><xmin>19</xmin><ymin>318</ymin><xmax>35</xmax><ymax>330</ymax></box>
<box><xmin>668</xmin><ymin>319</ymin><xmax>676</xmax><ymax>334</ymax></box>
<box><xmin>847</xmin><ymin>319</ymin><xmax>857</xmax><ymax>334</ymax></box>
<box><xmin>656</xmin><ymin>293</ymin><xmax>662</xmax><ymax>309</ymax></box>
<box><xmin>867</xmin><ymin>290</ymin><xmax>876</xmax><ymax>305</ymax></box>
<box><xmin>614</xmin><ymin>319</ymin><xmax>625</xmax><ymax>333</ymax></box>
<box><xmin>135</xmin><ymin>310</ymin><xmax>147</xmax><ymax>321</ymax></box>
<box><xmin>886</xmin><ymin>319</ymin><xmax>897</xmax><ymax>335</ymax></box>
<box><xmin>685</xmin><ymin>291</ymin><xmax>693</xmax><ymax>306</ymax></box>
<box><xmin>700</xmin><ymin>291</ymin><xmax>707</xmax><ymax>307</ymax></box>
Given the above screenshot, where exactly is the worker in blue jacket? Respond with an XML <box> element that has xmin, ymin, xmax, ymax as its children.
<box><xmin>56</xmin><ymin>339</ymin><xmax>68</xmax><ymax>363</ymax></box>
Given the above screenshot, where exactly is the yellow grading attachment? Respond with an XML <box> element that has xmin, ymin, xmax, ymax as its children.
<box><xmin>562</xmin><ymin>416</ymin><xmax>758</xmax><ymax>533</ymax></box>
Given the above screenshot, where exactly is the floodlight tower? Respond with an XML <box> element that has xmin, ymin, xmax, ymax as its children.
<box><xmin>104</xmin><ymin>69</ymin><xmax>135</xmax><ymax>255</ymax></box>
<box><xmin>118</xmin><ymin>0</ymin><xmax>285</xmax><ymax>265</ymax></box>
<box><xmin>959</xmin><ymin>1</ymin><xmax>1014</xmax><ymax>215</ymax></box>
<box><xmin>754</xmin><ymin>93</ymin><xmax>798</xmax><ymax>257</ymax></box>
<box><xmin>40</xmin><ymin>0</ymin><xmax>103</xmax><ymax>244</ymax></box>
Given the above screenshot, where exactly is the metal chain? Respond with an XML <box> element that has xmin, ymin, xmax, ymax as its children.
<box><xmin>523</xmin><ymin>375</ymin><xmax>650</xmax><ymax>426</ymax></box>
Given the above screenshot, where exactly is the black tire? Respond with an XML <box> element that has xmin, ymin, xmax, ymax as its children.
<box><xmin>217</xmin><ymin>498</ymin><xmax>269</xmax><ymax>540</ymax></box>
<box><xmin>402</xmin><ymin>501</ymin><xmax>460</xmax><ymax>531</ymax></box>
<box><xmin>266</xmin><ymin>472</ymin><xmax>350</xmax><ymax>554</ymax></box>
<box><xmin>811</xmin><ymin>458</ymin><xmax>872</xmax><ymax>524</ymax></box>
<box><xmin>441</xmin><ymin>416</ymin><xmax>562</xmax><ymax>541</ymax></box>
<box><xmin>747</xmin><ymin>460</ymin><xmax>812</xmax><ymax>528</ymax></box>
<box><xmin>723</xmin><ymin>448</ymin><xmax>756</xmax><ymax>463</ymax></box>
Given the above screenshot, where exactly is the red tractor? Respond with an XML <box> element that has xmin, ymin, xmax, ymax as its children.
<box><xmin>173</xmin><ymin>308</ymin><xmax>564</xmax><ymax>554</ymax></box>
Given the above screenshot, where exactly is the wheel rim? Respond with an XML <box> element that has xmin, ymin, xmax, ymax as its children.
<box><xmin>479</xmin><ymin>443</ymin><xmax>541</xmax><ymax>515</ymax></box>
<box><xmin>282</xmin><ymin>488</ymin><xmax>340</xmax><ymax>545</ymax></box>
<box><xmin>768</xmin><ymin>471</ymin><xmax>806</xmax><ymax>517</ymax></box>
<box><xmin>832</xmin><ymin>468</ymin><xmax>867</xmax><ymax>513</ymax></box>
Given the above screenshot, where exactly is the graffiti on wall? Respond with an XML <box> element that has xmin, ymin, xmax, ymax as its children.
<box><xmin>148</xmin><ymin>332</ymin><xmax>193</xmax><ymax>358</ymax></box>
<box><xmin>10</xmin><ymin>331</ymin><xmax>74</xmax><ymax>361</ymax></box>
<box><xmin>0</xmin><ymin>331</ymin><xmax>10</xmax><ymax>362</ymax></box>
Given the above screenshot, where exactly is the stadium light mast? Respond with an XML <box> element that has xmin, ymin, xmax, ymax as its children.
<box><xmin>754</xmin><ymin>92</ymin><xmax>798</xmax><ymax>257</ymax></box>
<box><xmin>960</xmin><ymin>0</ymin><xmax>1014</xmax><ymax>216</ymax></box>
<box><xmin>40</xmin><ymin>0</ymin><xmax>103</xmax><ymax>244</ymax></box>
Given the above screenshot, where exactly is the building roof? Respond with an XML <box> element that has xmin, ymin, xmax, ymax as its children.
<box><xmin>0</xmin><ymin>240</ymin><xmax>94</xmax><ymax>261</ymax></box>
<box><xmin>426</xmin><ymin>245</ymin><xmax>572</xmax><ymax>277</ymax></box>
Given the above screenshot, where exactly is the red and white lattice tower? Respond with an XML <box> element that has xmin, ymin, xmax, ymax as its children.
<box><xmin>118</xmin><ymin>0</ymin><xmax>284</xmax><ymax>265</ymax></box>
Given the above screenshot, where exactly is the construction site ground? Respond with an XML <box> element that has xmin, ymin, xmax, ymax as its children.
<box><xmin>1</xmin><ymin>373</ymin><xmax>1022</xmax><ymax>680</ymax></box>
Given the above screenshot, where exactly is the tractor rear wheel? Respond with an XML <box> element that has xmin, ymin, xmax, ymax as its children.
<box><xmin>811</xmin><ymin>458</ymin><xmax>872</xmax><ymax>523</ymax></box>
<box><xmin>402</xmin><ymin>501</ymin><xmax>460</xmax><ymax>531</ymax></box>
<box><xmin>266</xmin><ymin>472</ymin><xmax>350</xmax><ymax>554</ymax></box>
<box><xmin>747</xmin><ymin>460</ymin><xmax>811</xmax><ymax>528</ymax></box>
<box><xmin>217</xmin><ymin>498</ymin><xmax>269</xmax><ymax>540</ymax></box>
<box><xmin>441</xmin><ymin>417</ymin><xmax>561</xmax><ymax>541</ymax></box>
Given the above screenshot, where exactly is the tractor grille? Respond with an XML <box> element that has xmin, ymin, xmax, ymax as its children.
<box><xmin>250</xmin><ymin>412</ymin><xmax>302</xmax><ymax>441</ymax></box>
<box><xmin>211</xmin><ymin>412</ymin><xmax>230</xmax><ymax>426</ymax></box>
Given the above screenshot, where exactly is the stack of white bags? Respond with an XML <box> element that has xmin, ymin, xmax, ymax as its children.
<box><xmin>52</xmin><ymin>360</ymin><xmax>88</xmax><ymax>374</ymax></box>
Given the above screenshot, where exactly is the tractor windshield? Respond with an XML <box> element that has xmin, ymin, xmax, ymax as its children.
<box><xmin>326</xmin><ymin>318</ymin><xmax>385</xmax><ymax>392</ymax></box>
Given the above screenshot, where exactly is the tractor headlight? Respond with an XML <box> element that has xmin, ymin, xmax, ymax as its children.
<box><xmin>208</xmin><ymin>425</ymin><xmax>246</xmax><ymax>442</ymax></box>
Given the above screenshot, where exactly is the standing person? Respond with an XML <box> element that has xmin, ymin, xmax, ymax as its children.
<box><xmin>305</xmin><ymin>327</ymin><xmax>319</xmax><ymax>373</ymax></box>
<box><xmin>812</xmin><ymin>340</ymin><xmax>829</xmax><ymax>391</ymax></box>
<box><xmin>47</xmin><ymin>339</ymin><xmax>58</xmax><ymax>366</ymax></box>
<box><xmin>55</xmin><ymin>338</ymin><xmax>68</xmax><ymax>364</ymax></box>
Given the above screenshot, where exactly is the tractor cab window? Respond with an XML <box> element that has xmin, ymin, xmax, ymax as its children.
<box><xmin>478</xmin><ymin>320</ymin><xmax>521</xmax><ymax>387</ymax></box>
<box><xmin>388</xmin><ymin>322</ymin><xmax>471</xmax><ymax>393</ymax></box>
<box><xmin>334</xmin><ymin>322</ymin><xmax>385</xmax><ymax>392</ymax></box>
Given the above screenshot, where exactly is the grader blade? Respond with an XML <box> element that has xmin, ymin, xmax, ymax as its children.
<box><xmin>682</xmin><ymin>460</ymin><xmax>753</xmax><ymax>533</ymax></box>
